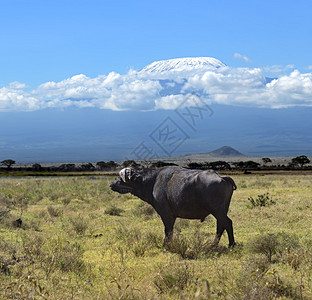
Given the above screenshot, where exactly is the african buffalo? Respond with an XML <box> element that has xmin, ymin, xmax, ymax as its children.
<box><xmin>110</xmin><ymin>166</ymin><xmax>237</xmax><ymax>247</ymax></box>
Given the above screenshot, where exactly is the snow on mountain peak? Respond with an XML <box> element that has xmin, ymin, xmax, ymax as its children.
<box><xmin>140</xmin><ymin>57</ymin><xmax>226</xmax><ymax>73</ymax></box>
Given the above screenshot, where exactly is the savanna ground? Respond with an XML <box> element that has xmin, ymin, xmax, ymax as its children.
<box><xmin>0</xmin><ymin>174</ymin><xmax>311</xmax><ymax>299</ymax></box>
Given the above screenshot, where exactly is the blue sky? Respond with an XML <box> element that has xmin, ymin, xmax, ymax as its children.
<box><xmin>1</xmin><ymin>0</ymin><xmax>312</xmax><ymax>162</ymax></box>
<box><xmin>1</xmin><ymin>0</ymin><xmax>311</xmax><ymax>88</ymax></box>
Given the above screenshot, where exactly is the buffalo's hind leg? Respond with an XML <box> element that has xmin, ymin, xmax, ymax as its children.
<box><xmin>213</xmin><ymin>219</ymin><xmax>225</xmax><ymax>246</ymax></box>
<box><xmin>212</xmin><ymin>212</ymin><xmax>235</xmax><ymax>247</ymax></box>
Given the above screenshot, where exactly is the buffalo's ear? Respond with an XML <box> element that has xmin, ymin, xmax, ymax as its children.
<box><xmin>119</xmin><ymin>167</ymin><xmax>134</xmax><ymax>182</ymax></box>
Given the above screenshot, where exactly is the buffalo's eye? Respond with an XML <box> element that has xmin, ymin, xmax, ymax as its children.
<box><xmin>132</xmin><ymin>174</ymin><xmax>140</xmax><ymax>182</ymax></box>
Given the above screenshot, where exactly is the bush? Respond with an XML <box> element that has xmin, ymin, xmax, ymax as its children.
<box><xmin>248</xmin><ymin>192</ymin><xmax>276</xmax><ymax>208</ymax></box>
<box><xmin>21</xmin><ymin>232</ymin><xmax>44</xmax><ymax>258</ymax></box>
<box><xmin>69</xmin><ymin>215</ymin><xmax>89</xmax><ymax>235</ymax></box>
<box><xmin>235</xmin><ymin>254</ymin><xmax>271</xmax><ymax>297</ymax></box>
<box><xmin>132</xmin><ymin>201</ymin><xmax>155</xmax><ymax>219</ymax></box>
<box><xmin>41</xmin><ymin>240</ymin><xmax>86</xmax><ymax>276</ymax></box>
<box><xmin>105</xmin><ymin>205</ymin><xmax>124</xmax><ymax>216</ymax></box>
<box><xmin>166</xmin><ymin>229</ymin><xmax>226</xmax><ymax>259</ymax></box>
<box><xmin>0</xmin><ymin>256</ymin><xmax>10</xmax><ymax>275</ymax></box>
<box><xmin>47</xmin><ymin>205</ymin><xmax>62</xmax><ymax>217</ymax></box>
<box><xmin>54</xmin><ymin>241</ymin><xmax>86</xmax><ymax>273</ymax></box>
<box><xmin>0</xmin><ymin>207</ymin><xmax>11</xmax><ymax>228</ymax></box>
<box><xmin>0</xmin><ymin>208</ymin><xmax>10</xmax><ymax>221</ymax></box>
<box><xmin>282</xmin><ymin>249</ymin><xmax>302</xmax><ymax>270</ymax></box>
<box><xmin>247</xmin><ymin>232</ymin><xmax>299</xmax><ymax>262</ymax></box>
<box><xmin>145</xmin><ymin>231</ymin><xmax>163</xmax><ymax>249</ymax></box>
<box><xmin>21</xmin><ymin>232</ymin><xmax>87</xmax><ymax>276</ymax></box>
<box><xmin>174</xmin><ymin>219</ymin><xmax>190</xmax><ymax>233</ymax></box>
<box><xmin>166</xmin><ymin>235</ymin><xmax>189</xmax><ymax>258</ymax></box>
<box><xmin>188</xmin><ymin>233</ymin><xmax>227</xmax><ymax>259</ymax></box>
<box><xmin>236</xmin><ymin>255</ymin><xmax>298</xmax><ymax>299</ymax></box>
<box><xmin>154</xmin><ymin>262</ymin><xmax>194</xmax><ymax>294</ymax></box>
<box><xmin>132</xmin><ymin>240</ymin><xmax>147</xmax><ymax>257</ymax></box>
<box><xmin>248</xmin><ymin>233</ymin><xmax>279</xmax><ymax>263</ymax></box>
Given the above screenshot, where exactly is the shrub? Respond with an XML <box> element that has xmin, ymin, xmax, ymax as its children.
<box><xmin>69</xmin><ymin>215</ymin><xmax>89</xmax><ymax>235</ymax></box>
<box><xmin>132</xmin><ymin>201</ymin><xmax>155</xmax><ymax>219</ymax></box>
<box><xmin>154</xmin><ymin>262</ymin><xmax>194</xmax><ymax>294</ymax></box>
<box><xmin>174</xmin><ymin>219</ymin><xmax>190</xmax><ymax>233</ymax></box>
<box><xmin>235</xmin><ymin>254</ymin><xmax>270</xmax><ymax>297</ymax></box>
<box><xmin>248</xmin><ymin>192</ymin><xmax>276</xmax><ymax>208</ymax></box>
<box><xmin>145</xmin><ymin>231</ymin><xmax>163</xmax><ymax>249</ymax></box>
<box><xmin>0</xmin><ymin>207</ymin><xmax>11</xmax><ymax>228</ymax></box>
<box><xmin>54</xmin><ymin>241</ymin><xmax>86</xmax><ymax>273</ymax></box>
<box><xmin>282</xmin><ymin>249</ymin><xmax>302</xmax><ymax>270</ymax></box>
<box><xmin>240</xmin><ymin>180</ymin><xmax>247</xmax><ymax>188</ymax></box>
<box><xmin>247</xmin><ymin>232</ymin><xmax>299</xmax><ymax>262</ymax></box>
<box><xmin>166</xmin><ymin>234</ymin><xmax>189</xmax><ymax>258</ymax></box>
<box><xmin>47</xmin><ymin>205</ymin><xmax>62</xmax><ymax>217</ymax></box>
<box><xmin>275</xmin><ymin>232</ymin><xmax>299</xmax><ymax>254</ymax></box>
<box><xmin>105</xmin><ymin>205</ymin><xmax>124</xmax><ymax>216</ymax></box>
<box><xmin>132</xmin><ymin>240</ymin><xmax>147</xmax><ymax>257</ymax></box>
<box><xmin>183</xmin><ymin>230</ymin><xmax>217</xmax><ymax>259</ymax></box>
<box><xmin>41</xmin><ymin>240</ymin><xmax>86</xmax><ymax>276</ymax></box>
<box><xmin>61</xmin><ymin>196</ymin><xmax>72</xmax><ymax>206</ymax></box>
<box><xmin>236</xmin><ymin>255</ymin><xmax>298</xmax><ymax>299</ymax></box>
<box><xmin>166</xmin><ymin>229</ymin><xmax>226</xmax><ymax>259</ymax></box>
<box><xmin>248</xmin><ymin>233</ymin><xmax>279</xmax><ymax>263</ymax></box>
<box><xmin>0</xmin><ymin>208</ymin><xmax>10</xmax><ymax>221</ymax></box>
<box><xmin>21</xmin><ymin>232</ymin><xmax>44</xmax><ymax>258</ymax></box>
<box><xmin>0</xmin><ymin>256</ymin><xmax>10</xmax><ymax>275</ymax></box>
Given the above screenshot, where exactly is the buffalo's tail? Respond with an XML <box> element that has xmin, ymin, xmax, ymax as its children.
<box><xmin>222</xmin><ymin>176</ymin><xmax>237</xmax><ymax>190</ymax></box>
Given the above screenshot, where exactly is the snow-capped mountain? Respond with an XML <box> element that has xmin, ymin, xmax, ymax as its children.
<box><xmin>140</xmin><ymin>57</ymin><xmax>226</xmax><ymax>73</ymax></box>
<box><xmin>138</xmin><ymin>57</ymin><xmax>227</xmax><ymax>99</ymax></box>
<box><xmin>138</xmin><ymin>57</ymin><xmax>274</xmax><ymax>99</ymax></box>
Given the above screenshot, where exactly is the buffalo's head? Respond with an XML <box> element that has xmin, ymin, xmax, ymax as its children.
<box><xmin>110</xmin><ymin>167</ymin><xmax>138</xmax><ymax>194</ymax></box>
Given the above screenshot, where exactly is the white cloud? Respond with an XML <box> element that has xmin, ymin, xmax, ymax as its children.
<box><xmin>181</xmin><ymin>68</ymin><xmax>312</xmax><ymax>108</ymax></box>
<box><xmin>0</xmin><ymin>86</ymin><xmax>41</xmax><ymax>111</ymax></box>
<box><xmin>35</xmin><ymin>72</ymin><xmax>163</xmax><ymax>111</ymax></box>
<box><xmin>155</xmin><ymin>94</ymin><xmax>187</xmax><ymax>110</ymax></box>
<box><xmin>263</xmin><ymin>64</ymin><xmax>295</xmax><ymax>76</ymax></box>
<box><xmin>1</xmin><ymin>63</ymin><xmax>312</xmax><ymax>111</ymax></box>
<box><xmin>9</xmin><ymin>81</ymin><xmax>28</xmax><ymax>89</ymax></box>
<box><xmin>233</xmin><ymin>53</ymin><xmax>251</xmax><ymax>64</ymax></box>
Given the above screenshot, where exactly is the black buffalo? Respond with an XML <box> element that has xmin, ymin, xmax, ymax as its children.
<box><xmin>110</xmin><ymin>166</ymin><xmax>237</xmax><ymax>247</ymax></box>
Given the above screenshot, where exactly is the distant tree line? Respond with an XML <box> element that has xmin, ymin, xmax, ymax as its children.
<box><xmin>0</xmin><ymin>155</ymin><xmax>311</xmax><ymax>173</ymax></box>
<box><xmin>185</xmin><ymin>155</ymin><xmax>311</xmax><ymax>171</ymax></box>
<box><xmin>0</xmin><ymin>160</ymin><xmax>119</xmax><ymax>172</ymax></box>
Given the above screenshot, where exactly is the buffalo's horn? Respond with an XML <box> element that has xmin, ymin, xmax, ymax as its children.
<box><xmin>119</xmin><ymin>168</ymin><xmax>132</xmax><ymax>182</ymax></box>
<box><xmin>126</xmin><ymin>168</ymin><xmax>132</xmax><ymax>180</ymax></box>
<box><xmin>119</xmin><ymin>168</ymin><xmax>127</xmax><ymax>182</ymax></box>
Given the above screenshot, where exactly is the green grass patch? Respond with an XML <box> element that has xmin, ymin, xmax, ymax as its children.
<box><xmin>0</xmin><ymin>174</ymin><xmax>312</xmax><ymax>299</ymax></box>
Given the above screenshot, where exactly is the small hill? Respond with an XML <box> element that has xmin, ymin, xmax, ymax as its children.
<box><xmin>164</xmin><ymin>146</ymin><xmax>246</xmax><ymax>163</ymax></box>
<box><xmin>208</xmin><ymin>146</ymin><xmax>245</xmax><ymax>157</ymax></box>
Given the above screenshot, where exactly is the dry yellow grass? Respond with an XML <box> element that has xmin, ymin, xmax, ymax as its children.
<box><xmin>0</xmin><ymin>174</ymin><xmax>311</xmax><ymax>299</ymax></box>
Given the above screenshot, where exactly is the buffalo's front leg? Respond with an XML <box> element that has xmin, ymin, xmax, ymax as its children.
<box><xmin>160</xmin><ymin>216</ymin><xmax>176</xmax><ymax>246</ymax></box>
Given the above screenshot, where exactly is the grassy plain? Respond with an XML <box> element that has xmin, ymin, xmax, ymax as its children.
<box><xmin>0</xmin><ymin>174</ymin><xmax>312</xmax><ymax>299</ymax></box>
